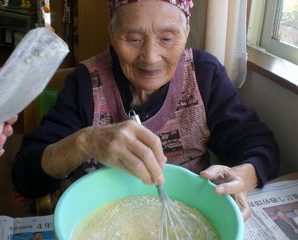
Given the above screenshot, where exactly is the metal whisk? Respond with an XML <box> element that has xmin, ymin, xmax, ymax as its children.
<box><xmin>128</xmin><ymin>110</ymin><xmax>193</xmax><ymax>240</ymax></box>
<box><xmin>157</xmin><ymin>185</ymin><xmax>194</xmax><ymax>240</ymax></box>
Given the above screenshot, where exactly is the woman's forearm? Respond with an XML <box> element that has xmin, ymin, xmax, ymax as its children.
<box><xmin>41</xmin><ymin>128</ymin><xmax>90</xmax><ymax>179</ymax></box>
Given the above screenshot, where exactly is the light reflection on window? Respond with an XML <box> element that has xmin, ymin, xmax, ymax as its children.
<box><xmin>278</xmin><ymin>0</ymin><xmax>298</xmax><ymax>48</ymax></box>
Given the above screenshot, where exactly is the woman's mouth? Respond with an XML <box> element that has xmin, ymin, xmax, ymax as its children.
<box><xmin>137</xmin><ymin>68</ymin><xmax>162</xmax><ymax>78</ymax></box>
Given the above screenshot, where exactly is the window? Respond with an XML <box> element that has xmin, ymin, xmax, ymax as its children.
<box><xmin>248</xmin><ymin>0</ymin><xmax>298</xmax><ymax>65</ymax></box>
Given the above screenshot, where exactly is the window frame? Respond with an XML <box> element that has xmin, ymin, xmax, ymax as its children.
<box><xmin>248</xmin><ymin>0</ymin><xmax>298</xmax><ymax>65</ymax></box>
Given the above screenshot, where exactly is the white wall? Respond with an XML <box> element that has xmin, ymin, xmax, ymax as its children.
<box><xmin>241</xmin><ymin>70</ymin><xmax>298</xmax><ymax>175</ymax></box>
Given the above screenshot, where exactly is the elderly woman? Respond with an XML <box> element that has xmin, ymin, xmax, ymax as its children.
<box><xmin>12</xmin><ymin>0</ymin><xmax>278</xmax><ymax>219</ymax></box>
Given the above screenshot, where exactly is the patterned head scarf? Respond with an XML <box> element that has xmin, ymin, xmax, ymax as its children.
<box><xmin>108</xmin><ymin>0</ymin><xmax>194</xmax><ymax>22</ymax></box>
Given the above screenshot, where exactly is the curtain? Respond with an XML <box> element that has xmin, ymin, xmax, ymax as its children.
<box><xmin>187</xmin><ymin>0</ymin><xmax>248</xmax><ymax>87</ymax></box>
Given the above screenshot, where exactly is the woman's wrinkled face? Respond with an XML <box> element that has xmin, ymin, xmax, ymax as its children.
<box><xmin>110</xmin><ymin>0</ymin><xmax>189</xmax><ymax>94</ymax></box>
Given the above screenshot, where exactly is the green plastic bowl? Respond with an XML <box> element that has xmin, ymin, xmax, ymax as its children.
<box><xmin>54</xmin><ymin>164</ymin><xmax>244</xmax><ymax>239</ymax></box>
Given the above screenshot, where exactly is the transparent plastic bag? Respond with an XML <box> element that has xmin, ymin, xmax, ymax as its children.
<box><xmin>0</xmin><ymin>27</ymin><xmax>69</xmax><ymax>125</ymax></box>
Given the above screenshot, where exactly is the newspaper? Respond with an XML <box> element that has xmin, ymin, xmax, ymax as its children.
<box><xmin>1</xmin><ymin>179</ymin><xmax>297</xmax><ymax>240</ymax></box>
<box><xmin>245</xmin><ymin>179</ymin><xmax>298</xmax><ymax>240</ymax></box>
<box><xmin>0</xmin><ymin>215</ymin><xmax>54</xmax><ymax>240</ymax></box>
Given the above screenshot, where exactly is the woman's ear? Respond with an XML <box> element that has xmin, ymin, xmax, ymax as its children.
<box><xmin>108</xmin><ymin>23</ymin><xmax>113</xmax><ymax>40</ymax></box>
<box><xmin>185</xmin><ymin>23</ymin><xmax>190</xmax><ymax>38</ymax></box>
<box><xmin>108</xmin><ymin>24</ymin><xmax>115</xmax><ymax>46</ymax></box>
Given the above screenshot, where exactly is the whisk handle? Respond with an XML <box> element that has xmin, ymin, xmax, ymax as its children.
<box><xmin>128</xmin><ymin>110</ymin><xmax>141</xmax><ymax>124</ymax></box>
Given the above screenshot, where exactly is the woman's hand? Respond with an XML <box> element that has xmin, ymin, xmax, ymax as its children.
<box><xmin>200</xmin><ymin>163</ymin><xmax>258</xmax><ymax>220</ymax></box>
<box><xmin>0</xmin><ymin>116</ymin><xmax>18</xmax><ymax>156</ymax></box>
<box><xmin>83</xmin><ymin>120</ymin><xmax>167</xmax><ymax>185</ymax></box>
<box><xmin>42</xmin><ymin>120</ymin><xmax>166</xmax><ymax>182</ymax></box>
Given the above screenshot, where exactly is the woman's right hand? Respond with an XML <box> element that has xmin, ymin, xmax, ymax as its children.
<box><xmin>83</xmin><ymin>120</ymin><xmax>167</xmax><ymax>185</ymax></box>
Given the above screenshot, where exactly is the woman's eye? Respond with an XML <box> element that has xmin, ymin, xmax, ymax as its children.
<box><xmin>129</xmin><ymin>39</ymin><xmax>142</xmax><ymax>43</ymax></box>
<box><xmin>128</xmin><ymin>39</ymin><xmax>143</xmax><ymax>46</ymax></box>
<box><xmin>161</xmin><ymin>38</ymin><xmax>173</xmax><ymax>43</ymax></box>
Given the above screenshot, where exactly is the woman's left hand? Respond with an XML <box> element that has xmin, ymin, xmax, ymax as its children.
<box><xmin>200</xmin><ymin>163</ymin><xmax>258</xmax><ymax>220</ymax></box>
<box><xmin>0</xmin><ymin>116</ymin><xmax>18</xmax><ymax>156</ymax></box>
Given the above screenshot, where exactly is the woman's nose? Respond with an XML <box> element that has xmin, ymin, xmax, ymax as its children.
<box><xmin>140</xmin><ymin>39</ymin><xmax>161</xmax><ymax>64</ymax></box>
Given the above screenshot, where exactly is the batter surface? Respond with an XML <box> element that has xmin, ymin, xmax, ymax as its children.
<box><xmin>72</xmin><ymin>196</ymin><xmax>218</xmax><ymax>240</ymax></box>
